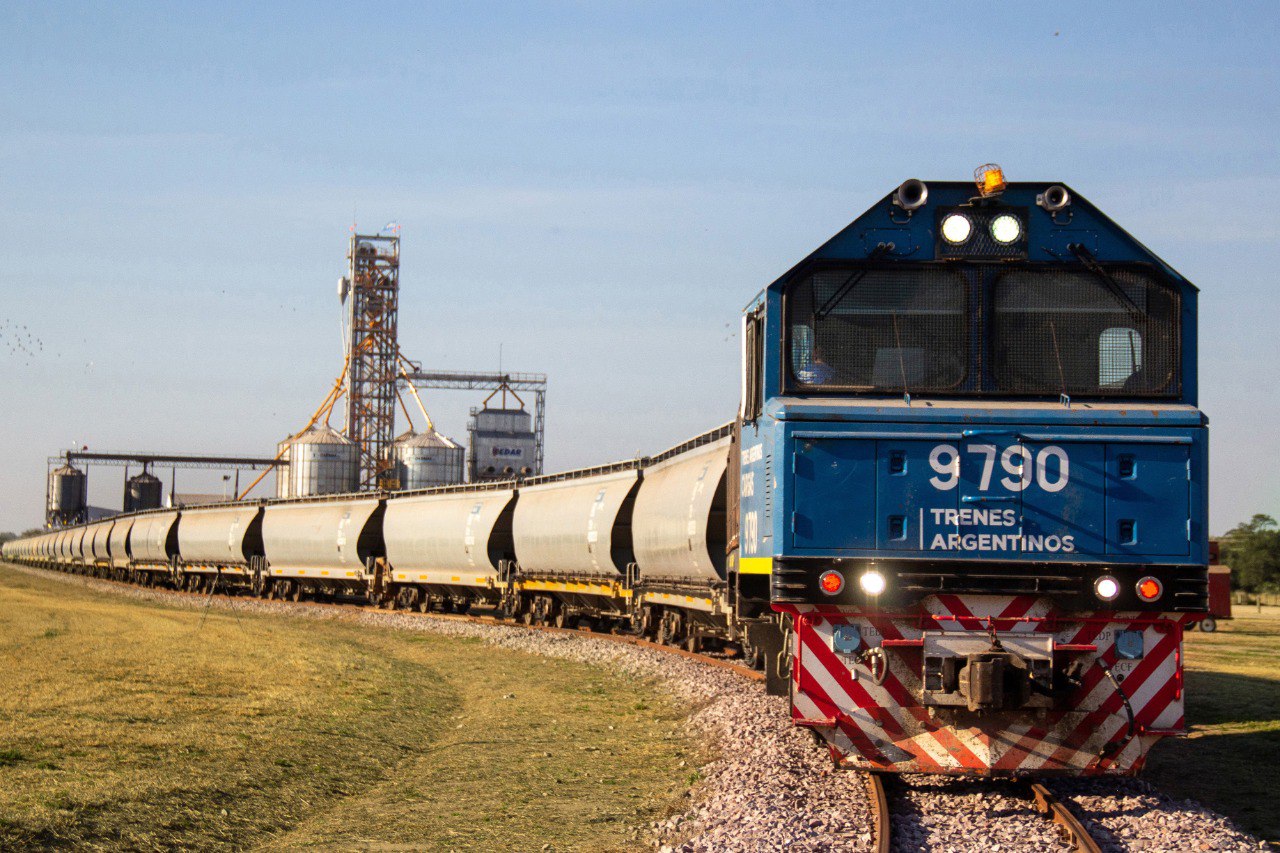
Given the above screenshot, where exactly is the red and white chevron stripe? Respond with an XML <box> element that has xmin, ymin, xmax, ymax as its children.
<box><xmin>780</xmin><ymin>595</ymin><xmax>1189</xmax><ymax>776</ymax></box>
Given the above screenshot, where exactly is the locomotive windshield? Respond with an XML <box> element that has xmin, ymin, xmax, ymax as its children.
<box><xmin>788</xmin><ymin>268</ymin><xmax>969</xmax><ymax>391</ymax></box>
<box><xmin>787</xmin><ymin>264</ymin><xmax>1181</xmax><ymax>397</ymax></box>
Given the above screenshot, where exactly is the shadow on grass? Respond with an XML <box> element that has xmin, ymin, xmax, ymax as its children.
<box><xmin>1182</xmin><ymin>669</ymin><xmax>1280</xmax><ymax>727</ymax></box>
<box><xmin>1144</xmin><ymin>669</ymin><xmax>1280</xmax><ymax>844</ymax></box>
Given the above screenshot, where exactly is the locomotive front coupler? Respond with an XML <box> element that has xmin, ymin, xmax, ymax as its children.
<box><xmin>919</xmin><ymin>629</ymin><xmax>1055</xmax><ymax>713</ymax></box>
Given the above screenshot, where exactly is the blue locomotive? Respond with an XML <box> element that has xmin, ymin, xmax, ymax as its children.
<box><xmin>741</xmin><ymin>166</ymin><xmax>1207</xmax><ymax>773</ymax></box>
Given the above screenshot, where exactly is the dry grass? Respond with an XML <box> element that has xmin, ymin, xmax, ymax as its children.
<box><xmin>1145</xmin><ymin>606</ymin><xmax>1280</xmax><ymax>844</ymax></box>
<box><xmin>0</xmin><ymin>565</ymin><xmax>698</xmax><ymax>850</ymax></box>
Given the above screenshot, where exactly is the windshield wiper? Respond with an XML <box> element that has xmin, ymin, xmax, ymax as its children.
<box><xmin>1068</xmin><ymin>243</ymin><xmax>1145</xmax><ymax>319</ymax></box>
<box><xmin>815</xmin><ymin>243</ymin><xmax>893</xmax><ymax>319</ymax></box>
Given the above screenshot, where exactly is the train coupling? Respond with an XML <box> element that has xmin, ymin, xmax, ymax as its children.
<box><xmin>920</xmin><ymin>632</ymin><xmax>1054</xmax><ymax>712</ymax></box>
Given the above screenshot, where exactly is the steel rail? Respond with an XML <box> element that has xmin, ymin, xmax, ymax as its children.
<box><xmin>864</xmin><ymin>772</ymin><xmax>891</xmax><ymax>853</ymax></box>
<box><xmin>1028</xmin><ymin>782</ymin><xmax>1102</xmax><ymax>853</ymax></box>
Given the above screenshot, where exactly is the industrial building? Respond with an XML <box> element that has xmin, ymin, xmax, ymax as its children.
<box><xmin>42</xmin><ymin>228</ymin><xmax>549</xmax><ymax>524</ymax></box>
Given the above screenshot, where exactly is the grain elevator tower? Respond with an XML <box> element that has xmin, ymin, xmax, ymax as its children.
<box><xmin>341</xmin><ymin>233</ymin><xmax>400</xmax><ymax>489</ymax></box>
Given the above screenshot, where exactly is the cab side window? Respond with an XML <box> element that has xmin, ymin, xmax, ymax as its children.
<box><xmin>741</xmin><ymin>309</ymin><xmax>765</xmax><ymax>421</ymax></box>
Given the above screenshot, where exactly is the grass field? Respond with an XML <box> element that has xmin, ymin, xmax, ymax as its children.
<box><xmin>1145</xmin><ymin>605</ymin><xmax>1280</xmax><ymax>844</ymax></box>
<box><xmin>0</xmin><ymin>564</ymin><xmax>700</xmax><ymax>850</ymax></box>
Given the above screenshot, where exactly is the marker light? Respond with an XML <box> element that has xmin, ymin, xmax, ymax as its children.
<box><xmin>1136</xmin><ymin>576</ymin><xmax>1164</xmax><ymax>602</ymax></box>
<box><xmin>941</xmin><ymin>213</ymin><xmax>973</xmax><ymax>244</ymax></box>
<box><xmin>975</xmin><ymin>163</ymin><xmax>1007</xmax><ymax>196</ymax></box>
<box><xmin>990</xmin><ymin>214</ymin><xmax>1022</xmax><ymax>244</ymax></box>
<box><xmin>819</xmin><ymin>570</ymin><xmax>845</xmax><ymax>596</ymax></box>
<box><xmin>859</xmin><ymin>570</ymin><xmax>887</xmax><ymax>596</ymax></box>
<box><xmin>1094</xmin><ymin>575</ymin><xmax>1121</xmax><ymax>602</ymax></box>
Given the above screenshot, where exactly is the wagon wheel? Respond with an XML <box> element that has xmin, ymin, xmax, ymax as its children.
<box><xmin>1200</xmin><ymin>616</ymin><xmax>1217</xmax><ymax>633</ymax></box>
<box><xmin>685</xmin><ymin>633</ymin><xmax>701</xmax><ymax>653</ymax></box>
<box><xmin>289</xmin><ymin>583</ymin><xmax>304</xmax><ymax>602</ymax></box>
<box><xmin>553</xmin><ymin>609</ymin><xmax>569</xmax><ymax>629</ymax></box>
<box><xmin>632</xmin><ymin>606</ymin><xmax>648</xmax><ymax>638</ymax></box>
<box><xmin>656</xmin><ymin>614</ymin><xmax>672</xmax><ymax>647</ymax></box>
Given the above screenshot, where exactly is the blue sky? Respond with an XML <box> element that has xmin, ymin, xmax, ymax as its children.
<box><xmin>1</xmin><ymin>2</ymin><xmax>1276</xmax><ymax>532</ymax></box>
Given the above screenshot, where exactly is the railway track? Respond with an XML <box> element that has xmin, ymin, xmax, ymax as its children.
<box><xmin>1028</xmin><ymin>782</ymin><xmax>1103</xmax><ymax>853</ymax></box>
<box><xmin>865</xmin><ymin>772</ymin><xmax>1103</xmax><ymax>853</ymax></box>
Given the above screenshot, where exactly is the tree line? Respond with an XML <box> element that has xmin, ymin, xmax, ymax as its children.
<box><xmin>1220</xmin><ymin>514</ymin><xmax>1280</xmax><ymax>594</ymax></box>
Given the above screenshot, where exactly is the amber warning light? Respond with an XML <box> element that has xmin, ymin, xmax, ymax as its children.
<box><xmin>975</xmin><ymin>163</ymin><xmax>1007</xmax><ymax>196</ymax></box>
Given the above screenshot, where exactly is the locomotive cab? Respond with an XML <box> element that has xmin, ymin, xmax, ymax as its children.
<box><xmin>739</xmin><ymin>168</ymin><xmax>1208</xmax><ymax>775</ymax></box>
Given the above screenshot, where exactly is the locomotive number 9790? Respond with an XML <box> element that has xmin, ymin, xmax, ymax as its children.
<box><xmin>927</xmin><ymin>444</ymin><xmax>1070</xmax><ymax>493</ymax></box>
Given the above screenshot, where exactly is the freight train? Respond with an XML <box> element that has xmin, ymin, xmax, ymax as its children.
<box><xmin>3</xmin><ymin>167</ymin><xmax>1208</xmax><ymax>777</ymax></box>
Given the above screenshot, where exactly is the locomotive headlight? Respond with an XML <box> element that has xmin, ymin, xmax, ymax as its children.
<box><xmin>941</xmin><ymin>213</ymin><xmax>973</xmax><ymax>244</ymax></box>
<box><xmin>859</xmin><ymin>569</ymin><xmax>887</xmax><ymax>596</ymax></box>
<box><xmin>990</xmin><ymin>214</ymin><xmax>1022</xmax><ymax>244</ymax></box>
<box><xmin>1094</xmin><ymin>575</ymin><xmax>1121</xmax><ymax>602</ymax></box>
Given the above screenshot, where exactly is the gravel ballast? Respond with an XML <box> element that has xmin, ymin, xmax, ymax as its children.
<box><xmin>4</xmin><ymin>563</ymin><xmax>1268</xmax><ymax>851</ymax></box>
